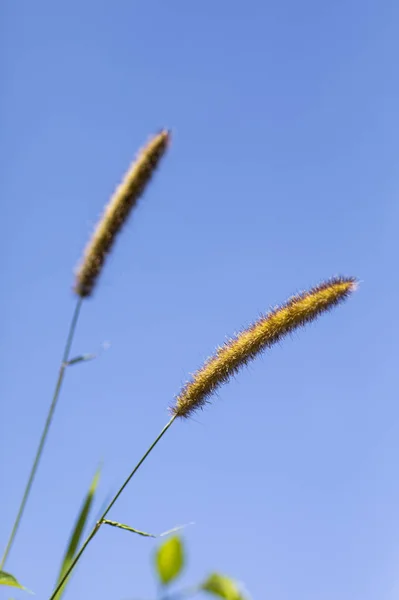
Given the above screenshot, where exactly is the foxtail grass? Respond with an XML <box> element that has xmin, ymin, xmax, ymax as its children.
<box><xmin>74</xmin><ymin>129</ymin><xmax>170</xmax><ymax>298</ymax></box>
<box><xmin>172</xmin><ymin>276</ymin><xmax>356</xmax><ymax>418</ymax></box>
<box><xmin>48</xmin><ymin>275</ymin><xmax>356</xmax><ymax>599</ymax></box>
<box><xmin>1</xmin><ymin>129</ymin><xmax>170</xmax><ymax>571</ymax></box>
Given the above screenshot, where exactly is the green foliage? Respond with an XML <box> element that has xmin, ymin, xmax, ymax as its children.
<box><xmin>154</xmin><ymin>535</ymin><xmax>185</xmax><ymax>585</ymax></box>
<box><xmin>53</xmin><ymin>468</ymin><xmax>101</xmax><ymax>599</ymax></box>
<box><xmin>101</xmin><ymin>518</ymin><xmax>156</xmax><ymax>537</ymax></box>
<box><xmin>0</xmin><ymin>570</ymin><xmax>29</xmax><ymax>592</ymax></box>
<box><xmin>66</xmin><ymin>353</ymin><xmax>96</xmax><ymax>366</ymax></box>
<box><xmin>202</xmin><ymin>572</ymin><xmax>245</xmax><ymax>599</ymax></box>
<box><xmin>151</xmin><ymin>538</ymin><xmax>248</xmax><ymax>599</ymax></box>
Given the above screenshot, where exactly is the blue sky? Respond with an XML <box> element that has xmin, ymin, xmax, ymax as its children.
<box><xmin>1</xmin><ymin>1</ymin><xmax>398</xmax><ymax>599</ymax></box>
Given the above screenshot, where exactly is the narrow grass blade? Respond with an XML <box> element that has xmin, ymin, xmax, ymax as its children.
<box><xmin>101</xmin><ymin>519</ymin><xmax>156</xmax><ymax>538</ymax></box>
<box><xmin>54</xmin><ymin>467</ymin><xmax>101</xmax><ymax>599</ymax></box>
<box><xmin>102</xmin><ymin>519</ymin><xmax>193</xmax><ymax>538</ymax></box>
<box><xmin>66</xmin><ymin>354</ymin><xmax>96</xmax><ymax>366</ymax></box>
<box><xmin>0</xmin><ymin>570</ymin><xmax>32</xmax><ymax>594</ymax></box>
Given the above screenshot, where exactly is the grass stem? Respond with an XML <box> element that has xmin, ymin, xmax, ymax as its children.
<box><xmin>0</xmin><ymin>297</ymin><xmax>83</xmax><ymax>569</ymax></box>
<box><xmin>48</xmin><ymin>416</ymin><xmax>177</xmax><ymax>600</ymax></box>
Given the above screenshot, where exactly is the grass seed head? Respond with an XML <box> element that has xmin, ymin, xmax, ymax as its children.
<box><xmin>172</xmin><ymin>276</ymin><xmax>357</xmax><ymax>418</ymax></box>
<box><xmin>74</xmin><ymin>129</ymin><xmax>170</xmax><ymax>298</ymax></box>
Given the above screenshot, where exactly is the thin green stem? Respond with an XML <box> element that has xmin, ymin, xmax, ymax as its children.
<box><xmin>48</xmin><ymin>416</ymin><xmax>177</xmax><ymax>600</ymax></box>
<box><xmin>0</xmin><ymin>298</ymin><xmax>83</xmax><ymax>570</ymax></box>
<box><xmin>102</xmin><ymin>519</ymin><xmax>156</xmax><ymax>538</ymax></box>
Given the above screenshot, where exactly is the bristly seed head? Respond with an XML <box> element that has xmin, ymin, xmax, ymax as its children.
<box><xmin>74</xmin><ymin>129</ymin><xmax>170</xmax><ymax>298</ymax></box>
<box><xmin>172</xmin><ymin>276</ymin><xmax>357</xmax><ymax>418</ymax></box>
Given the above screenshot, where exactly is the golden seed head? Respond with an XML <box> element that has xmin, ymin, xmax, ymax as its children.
<box><xmin>172</xmin><ymin>276</ymin><xmax>357</xmax><ymax>418</ymax></box>
<box><xmin>74</xmin><ymin>129</ymin><xmax>170</xmax><ymax>298</ymax></box>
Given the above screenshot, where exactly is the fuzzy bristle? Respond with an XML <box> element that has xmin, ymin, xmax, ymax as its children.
<box><xmin>172</xmin><ymin>276</ymin><xmax>357</xmax><ymax>418</ymax></box>
<box><xmin>74</xmin><ymin>129</ymin><xmax>170</xmax><ymax>298</ymax></box>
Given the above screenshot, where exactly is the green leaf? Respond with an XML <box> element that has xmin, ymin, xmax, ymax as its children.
<box><xmin>54</xmin><ymin>467</ymin><xmax>101</xmax><ymax>599</ymax></box>
<box><xmin>202</xmin><ymin>573</ymin><xmax>244</xmax><ymax>600</ymax></box>
<box><xmin>66</xmin><ymin>354</ymin><xmax>96</xmax><ymax>366</ymax></box>
<box><xmin>0</xmin><ymin>570</ymin><xmax>29</xmax><ymax>592</ymax></box>
<box><xmin>154</xmin><ymin>535</ymin><xmax>184</xmax><ymax>585</ymax></box>
<box><xmin>0</xmin><ymin>571</ymin><xmax>23</xmax><ymax>589</ymax></box>
<box><xmin>101</xmin><ymin>519</ymin><xmax>156</xmax><ymax>537</ymax></box>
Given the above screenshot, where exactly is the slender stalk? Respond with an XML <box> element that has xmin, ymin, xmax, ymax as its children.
<box><xmin>48</xmin><ymin>416</ymin><xmax>177</xmax><ymax>600</ymax></box>
<box><xmin>0</xmin><ymin>298</ymin><xmax>83</xmax><ymax>569</ymax></box>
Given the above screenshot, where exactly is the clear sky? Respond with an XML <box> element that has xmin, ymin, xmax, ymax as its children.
<box><xmin>1</xmin><ymin>1</ymin><xmax>398</xmax><ymax>599</ymax></box>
